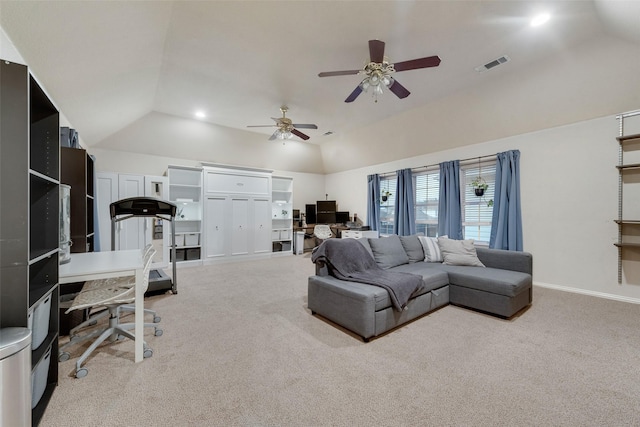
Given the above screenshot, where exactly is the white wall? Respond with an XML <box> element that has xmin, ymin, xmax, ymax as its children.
<box><xmin>326</xmin><ymin>114</ymin><xmax>640</xmax><ymax>303</ymax></box>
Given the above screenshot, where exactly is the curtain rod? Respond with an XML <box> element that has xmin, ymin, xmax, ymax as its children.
<box><xmin>378</xmin><ymin>153</ymin><xmax>497</xmax><ymax>178</ymax></box>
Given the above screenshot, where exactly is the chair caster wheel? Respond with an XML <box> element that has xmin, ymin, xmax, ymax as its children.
<box><xmin>76</xmin><ymin>368</ymin><xmax>88</xmax><ymax>378</ymax></box>
<box><xmin>153</xmin><ymin>316</ymin><xmax>161</xmax><ymax>323</ymax></box>
<box><xmin>143</xmin><ymin>348</ymin><xmax>153</xmax><ymax>358</ymax></box>
<box><xmin>154</xmin><ymin>328</ymin><xmax>163</xmax><ymax>337</ymax></box>
<box><xmin>58</xmin><ymin>352</ymin><xmax>70</xmax><ymax>362</ymax></box>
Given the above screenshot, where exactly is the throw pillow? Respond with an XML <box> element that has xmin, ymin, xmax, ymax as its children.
<box><xmin>356</xmin><ymin>237</ymin><xmax>375</xmax><ymax>258</ymax></box>
<box><xmin>418</xmin><ymin>235</ymin><xmax>444</xmax><ymax>262</ymax></box>
<box><xmin>437</xmin><ymin>237</ymin><xmax>485</xmax><ymax>267</ymax></box>
<box><xmin>399</xmin><ymin>235</ymin><xmax>424</xmax><ymax>263</ymax></box>
<box><xmin>368</xmin><ymin>235</ymin><xmax>410</xmax><ymax>269</ymax></box>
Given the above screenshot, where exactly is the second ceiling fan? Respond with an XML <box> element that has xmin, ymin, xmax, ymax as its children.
<box><xmin>247</xmin><ymin>106</ymin><xmax>317</xmax><ymax>141</ymax></box>
<box><xmin>319</xmin><ymin>39</ymin><xmax>441</xmax><ymax>103</ymax></box>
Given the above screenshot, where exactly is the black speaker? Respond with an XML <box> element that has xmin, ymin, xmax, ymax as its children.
<box><xmin>305</xmin><ymin>204</ymin><xmax>316</xmax><ymax>224</ymax></box>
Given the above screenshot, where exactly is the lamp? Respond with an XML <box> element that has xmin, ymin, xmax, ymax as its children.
<box><xmin>359</xmin><ymin>61</ymin><xmax>395</xmax><ymax>102</ymax></box>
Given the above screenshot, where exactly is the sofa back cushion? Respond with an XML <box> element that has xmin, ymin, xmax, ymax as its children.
<box><xmin>418</xmin><ymin>235</ymin><xmax>444</xmax><ymax>262</ymax></box>
<box><xmin>356</xmin><ymin>236</ymin><xmax>375</xmax><ymax>258</ymax></box>
<box><xmin>437</xmin><ymin>237</ymin><xmax>485</xmax><ymax>267</ymax></box>
<box><xmin>368</xmin><ymin>235</ymin><xmax>410</xmax><ymax>269</ymax></box>
<box><xmin>399</xmin><ymin>235</ymin><xmax>425</xmax><ymax>263</ymax></box>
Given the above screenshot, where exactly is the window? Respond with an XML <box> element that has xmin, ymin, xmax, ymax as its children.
<box><xmin>375</xmin><ymin>159</ymin><xmax>495</xmax><ymax>242</ymax></box>
<box><xmin>414</xmin><ymin>169</ymin><xmax>439</xmax><ymax>237</ymax></box>
<box><xmin>462</xmin><ymin>161</ymin><xmax>496</xmax><ymax>244</ymax></box>
<box><xmin>379</xmin><ymin>177</ymin><xmax>396</xmax><ymax>235</ymax></box>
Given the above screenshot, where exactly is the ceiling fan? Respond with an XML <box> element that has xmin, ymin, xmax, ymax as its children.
<box><xmin>318</xmin><ymin>39</ymin><xmax>441</xmax><ymax>103</ymax></box>
<box><xmin>247</xmin><ymin>106</ymin><xmax>318</xmax><ymax>141</ymax></box>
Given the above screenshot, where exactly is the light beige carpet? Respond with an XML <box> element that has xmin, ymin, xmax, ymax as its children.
<box><xmin>43</xmin><ymin>254</ymin><xmax>640</xmax><ymax>426</ymax></box>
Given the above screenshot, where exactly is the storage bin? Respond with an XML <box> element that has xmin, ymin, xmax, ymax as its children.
<box><xmin>28</xmin><ymin>290</ymin><xmax>52</xmax><ymax>350</ymax></box>
<box><xmin>185</xmin><ymin>233</ymin><xmax>199</xmax><ymax>246</ymax></box>
<box><xmin>173</xmin><ymin>234</ymin><xmax>185</xmax><ymax>247</ymax></box>
<box><xmin>186</xmin><ymin>248</ymin><xmax>200</xmax><ymax>260</ymax></box>
<box><xmin>31</xmin><ymin>345</ymin><xmax>51</xmax><ymax>409</ymax></box>
<box><xmin>173</xmin><ymin>248</ymin><xmax>186</xmax><ymax>261</ymax></box>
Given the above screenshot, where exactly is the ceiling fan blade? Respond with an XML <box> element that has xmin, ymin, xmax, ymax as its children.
<box><xmin>268</xmin><ymin>131</ymin><xmax>278</xmax><ymax>141</ymax></box>
<box><xmin>369</xmin><ymin>40</ymin><xmax>385</xmax><ymax>63</ymax></box>
<box><xmin>318</xmin><ymin>70</ymin><xmax>361</xmax><ymax>77</ymax></box>
<box><xmin>387</xmin><ymin>78</ymin><xmax>411</xmax><ymax>99</ymax></box>
<box><xmin>292</xmin><ymin>123</ymin><xmax>318</xmax><ymax>129</ymax></box>
<box><xmin>345</xmin><ymin>85</ymin><xmax>363</xmax><ymax>103</ymax></box>
<box><xmin>247</xmin><ymin>125</ymin><xmax>276</xmax><ymax>128</ymax></box>
<box><xmin>291</xmin><ymin>129</ymin><xmax>310</xmax><ymax>140</ymax></box>
<box><xmin>393</xmin><ymin>55</ymin><xmax>441</xmax><ymax>72</ymax></box>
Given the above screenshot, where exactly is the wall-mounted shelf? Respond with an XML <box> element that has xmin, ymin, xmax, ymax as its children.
<box><xmin>615</xmin><ymin>114</ymin><xmax>640</xmax><ymax>283</ymax></box>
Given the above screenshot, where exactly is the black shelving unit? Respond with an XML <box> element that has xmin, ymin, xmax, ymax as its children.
<box><xmin>0</xmin><ymin>60</ymin><xmax>60</xmax><ymax>425</ymax></box>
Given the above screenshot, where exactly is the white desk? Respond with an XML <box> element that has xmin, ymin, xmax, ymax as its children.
<box><xmin>59</xmin><ymin>250</ymin><xmax>145</xmax><ymax>363</ymax></box>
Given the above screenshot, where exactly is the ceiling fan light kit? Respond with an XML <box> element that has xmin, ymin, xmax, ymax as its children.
<box><xmin>319</xmin><ymin>39</ymin><xmax>441</xmax><ymax>103</ymax></box>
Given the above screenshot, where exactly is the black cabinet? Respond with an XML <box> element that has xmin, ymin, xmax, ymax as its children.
<box><xmin>316</xmin><ymin>200</ymin><xmax>337</xmax><ymax>224</ymax></box>
<box><xmin>0</xmin><ymin>60</ymin><xmax>60</xmax><ymax>425</ymax></box>
<box><xmin>61</xmin><ymin>147</ymin><xmax>95</xmax><ymax>253</ymax></box>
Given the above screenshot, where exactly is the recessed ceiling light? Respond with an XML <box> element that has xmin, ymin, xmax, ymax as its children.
<box><xmin>195</xmin><ymin>111</ymin><xmax>206</xmax><ymax>119</ymax></box>
<box><xmin>530</xmin><ymin>13</ymin><xmax>550</xmax><ymax>27</ymax></box>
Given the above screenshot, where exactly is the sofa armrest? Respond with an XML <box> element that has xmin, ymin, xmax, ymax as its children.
<box><xmin>315</xmin><ymin>260</ymin><xmax>330</xmax><ymax>276</ymax></box>
<box><xmin>475</xmin><ymin>247</ymin><xmax>532</xmax><ymax>276</ymax></box>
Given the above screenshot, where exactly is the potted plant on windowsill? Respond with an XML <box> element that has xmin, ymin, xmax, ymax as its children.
<box><xmin>470</xmin><ymin>177</ymin><xmax>488</xmax><ymax>197</ymax></box>
<box><xmin>381</xmin><ymin>190</ymin><xmax>392</xmax><ymax>202</ymax></box>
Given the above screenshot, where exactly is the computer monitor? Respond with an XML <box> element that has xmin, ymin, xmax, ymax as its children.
<box><xmin>335</xmin><ymin>211</ymin><xmax>349</xmax><ymax>225</ymax></box>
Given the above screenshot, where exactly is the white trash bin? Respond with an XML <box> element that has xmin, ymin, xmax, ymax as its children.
<box><xmin>0</xmin><ymin>327</ymin><xmax>32</xmax><ymax>426</ymax></box>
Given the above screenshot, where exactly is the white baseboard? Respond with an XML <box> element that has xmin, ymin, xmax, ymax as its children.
<box><xmin>534</xmin><ymin>281</ymin><xmax>640</xmax><ymax>305</ymax></box>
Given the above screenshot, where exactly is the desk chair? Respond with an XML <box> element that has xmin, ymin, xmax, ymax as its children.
<box><xmin>65</xmin><ymin>245</ymin><xmax>161</xmax><ymax>336</ymax></box>
<box><xmin>58</xmin><ymin>248</ymin><xmax>157</xmax><ymax>378</ymax></box>
<box><xmin>313</xmin><ymin>224</ymin><xmax>333</xmax><ymax>245</ymax></box>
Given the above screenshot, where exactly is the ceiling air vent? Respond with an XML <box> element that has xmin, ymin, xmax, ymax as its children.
<box><xmin>474</xmin><ymin>55</ymin><xmax>511</xmax><ymax>73</ymax></box>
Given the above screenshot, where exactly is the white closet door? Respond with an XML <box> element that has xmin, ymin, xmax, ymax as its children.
<box><xmin>205</xmin><ymin>196</ymin><xmax>227</xmax><ymax>258</ymax></box>
<box><xmin>96</xmin><ymin>172</ymin><xmax>118</xmax><ymax>251</ymax></box>
<box><xmin>231</xmin><ymin>197</ymin><xmax>249</xmax><ymax>256</ymax></box>
<box><xmin>253</xmin><ymin>198</ymin><xmax>271</xmax><ymax>254</ymax></box>
<box><xmin>144</xmin><ymin>175</ymin><xmax>169</xmax><ymax>268</ymax></box>
<box><xmin>117</xmin><ymin>174</ymin><xmax>145</xmax><ymax>250</ymax></box>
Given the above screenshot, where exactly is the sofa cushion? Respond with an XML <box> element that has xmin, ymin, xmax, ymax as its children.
<box><xmin>437</xmin><ymin>237</ymin><xmax>485</xmax><ymax>267</ymax></box>
<box><xmin>356</xmin><ymin>237</ymin><xmax>374</xmax><ymax>258</ymax></box>
<box><xmin>418</xmin><ymin>236</ymin><xmax>444</xmax><ymax>262</ymax></box>
<box><xmin>431</xmin><ymin>264</ymin><xmax>531</xmax><ymax>297</ymax></box>
<box><xmin>389</xmin><ymin>263</ymin><xmax>450</xmax><ymax>293</ymax></box>
<box><xmin>368</xmin><ymin>235</ymin><xmax>409</xmax><ymax>269</ymax></box>
<box><xmin>399</xmin><ymin>235</ymin><xmax>425</xmax><ymax>263</ymax></box>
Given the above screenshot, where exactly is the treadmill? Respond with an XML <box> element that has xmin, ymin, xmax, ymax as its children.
<box><xmin>110</xmin><ymin>197</ymin><xmax>178</xmax><ymax>294</ymax></box>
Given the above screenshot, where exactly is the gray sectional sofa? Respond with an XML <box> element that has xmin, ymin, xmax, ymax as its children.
<box><xmin>308</xmin><ymin>235</ymin><xmax>532</xmax><ymax>342</ymax></box>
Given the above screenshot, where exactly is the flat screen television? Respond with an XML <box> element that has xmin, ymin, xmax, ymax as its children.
<box><xmin>335</xmin><ymin>211</ymin><xmax>349</xmax><ymax>224</ymax></box>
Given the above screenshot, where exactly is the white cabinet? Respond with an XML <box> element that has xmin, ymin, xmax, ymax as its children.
<box><xmin>118</xmin><ymin>174</ymin><xmax>145</xmax><ymax>251</ymax></box>
<box><xmin>254</xmin><ymin>198</ymin><xmax>272</xmax><ymax>254</ymax></box>
<box><xmin>204</xmin><ymin>196</ymin><xmax>226</xmax><ymax>259</ymax></box>
<box><xmin>167</xmin><ymin>165</ymin><xmax>203</xmax><ymax>264</ymax></box>
<box><xmin>271</xmin><ymin>176</ymin><xmax>293</xmax><ymax>254</ymax></box>
<box><xmin>96</xmin><ymin>172</ymin><xmax>170</xmax><ymax>268</ymax></box>
<box><xmin>202</xmin><ymin>164</ymin><xmax>273</xmax><ymax>262</ymax></box>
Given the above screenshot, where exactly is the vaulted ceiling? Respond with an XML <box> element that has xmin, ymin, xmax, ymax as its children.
<box><xmin>1</xmin><ymin>1</ymin><xmax>640</xmax><ymax>174</ymax></box>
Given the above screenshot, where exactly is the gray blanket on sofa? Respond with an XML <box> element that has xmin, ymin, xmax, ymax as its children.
<box><xmin>311</xmin><ymin>238</ymin><xmax>422</xmax><ymax>311</ymax></box>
